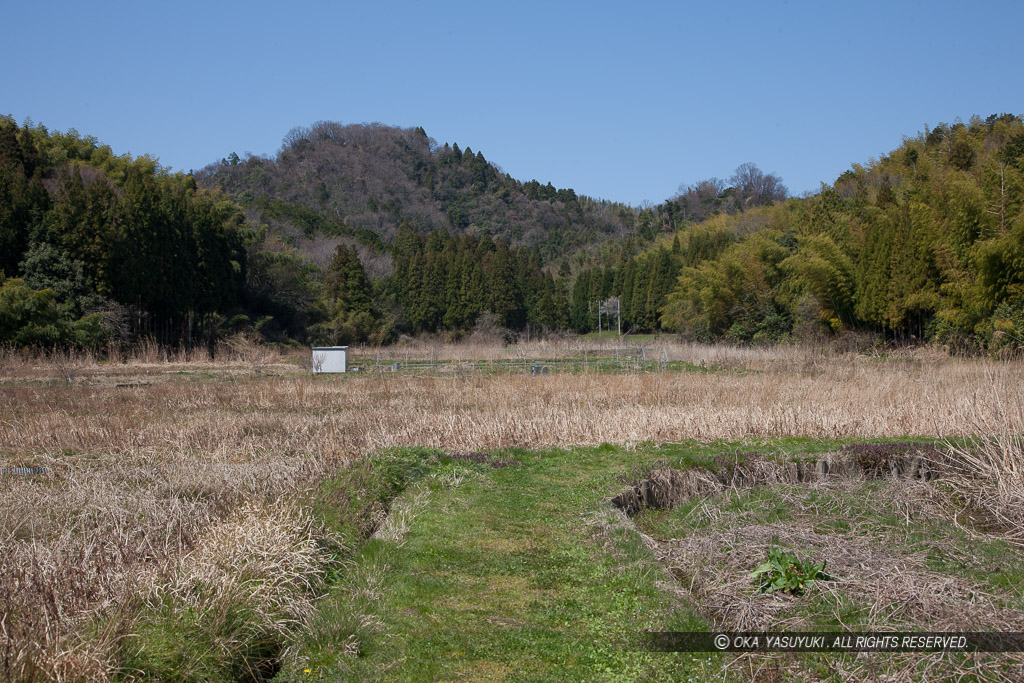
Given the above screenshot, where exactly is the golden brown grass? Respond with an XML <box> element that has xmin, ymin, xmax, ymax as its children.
<box><xmin>2</xmin><ymin>341</ymin><xmax>1023</xmax><ymax>679</ymax></box>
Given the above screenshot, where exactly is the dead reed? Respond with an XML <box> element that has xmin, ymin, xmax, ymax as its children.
<box><xmin>2</xmin><ymin>343</ymin><xmax>1023</xmax><ymax>679</ymax></box>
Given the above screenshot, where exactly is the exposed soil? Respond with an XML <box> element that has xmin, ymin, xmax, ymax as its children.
<box><xmin>611</xmin><ymin>443</ymin><xmax>942</xmax><ymax>515</ymax></box>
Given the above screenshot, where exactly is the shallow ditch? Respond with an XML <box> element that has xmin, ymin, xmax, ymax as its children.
<box><xmin>611</xmin><ymin>442</ymin><xmax>944</xmax><ymax>515</ymax></box>
<box><xmin>608</xmin><ymin>441</ymin><xmax>1024</xmax><ymax>649</ymax></box>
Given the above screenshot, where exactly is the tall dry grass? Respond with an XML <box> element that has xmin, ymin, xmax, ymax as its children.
<box><xmin>2</xmin><ymin>342</ymin><xmax>1023</xmax><ymax>678</ymax></box>
<box><xmin>938</xmin><ymin>367</ymin><xmax>1024</xmax><ymax>545</ymax></box>
<box><xmin>0</xmin><ymin>338</ymin><xmax>293</xmax><ymax>383</ymax></box>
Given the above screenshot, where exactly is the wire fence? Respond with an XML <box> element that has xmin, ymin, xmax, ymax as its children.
<box><xmin>346</xmin><ymin>346</ymin><xmax>705</xmax><ymax>377</ymax></box>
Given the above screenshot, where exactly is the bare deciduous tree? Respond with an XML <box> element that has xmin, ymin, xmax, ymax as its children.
<box><xmin>729</xmin><ymin>162</ymin><xmax>788</xmax><ymax>209</ymax></box>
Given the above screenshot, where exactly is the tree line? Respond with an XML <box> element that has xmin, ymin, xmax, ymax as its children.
<box><xmin>0</xmin><ymin>116</ymin><xmax>248</xmax><ymax>348</ymax></box>
<box><xmin>4</xmin><ymin>113</ymin><xmax>1024</xmax><ymax>354</ymax></box>
<box><xmin>302</xmin><ymin>160</ymin><xmax>790</xmax><ymax>342</ymax></box>
<box><xmin>310</xmin><ymin>225</ymin><xmax>571</xmax><ymax>344</ymax></box>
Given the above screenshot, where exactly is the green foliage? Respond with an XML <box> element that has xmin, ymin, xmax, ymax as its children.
<box><xmin>662</xmin><ymin>234</ymin><xmax>788</xmax><ymax>338</ymax></box>
<box><xmin>19</xmin><ymin>242</ymin><xmax>102</xmax><ymax>317</ymax></box>
<box><xmin>750</xmin><ymin>545</ymin><xmax>834</xmax><ymax>595</ymax></box>
<box><xmin>977</xmin><ymin>298</ymin><xmax>1024</xmax><ymax>353</ymax></box>
<box><xmin>782</xmin><ymin>234</ymin><xmax>856</xmax><ymax>330</ymax></box>
<box><xmin>654</xmin><ymin>114</ymin><xmax>1024</xmax><ymax>347</ymax></box>
<box><xmin>245</xmin><ymin>245</ymin><xmax>320</xmax><ymax>341</ymax></box>
<box><xmin>382</xmin><ymin>228</ymin><xmax>565</xmax><ymax>336</ymax></box>
<box><xmin>311</xmin><ymin>242</ymin><xmax>389</xmax><ymax>344</ymax></box>
<box><xmin>0</xmin><ymin>278</ymin><xmax>66</xmax><ymax>346</ymax></box>
<box><xmin>0</xmin><ymin>115</ymin><xmax>252</xmax><ymax>348</ymax></box>
<box><xmin>7</xmin><ymin>113</ymin><xmax>1024</xmax><ymax>350</ymax></box>
<box><xmin>0</xmin><ymin>277</ymin><xmax>109</xmax><ymax>347</ymax></box>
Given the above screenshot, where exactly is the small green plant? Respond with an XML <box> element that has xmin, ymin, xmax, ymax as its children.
<box><xmin>750</xmin><ymin>545</ymin><xmax>833</xmax><ymax>595</ymax></box>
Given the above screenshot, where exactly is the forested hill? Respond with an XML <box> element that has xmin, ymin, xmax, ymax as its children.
<box><xmin>194</xmin><ymin>121</ymin><xmax>634</xmax><ymax>260</ymax></box>
<box><xmin>576</xmin><ymin>113</ymin><xmax>1024</xmax><ymax>353</ymax></box>
<box><xmin>4</xmin><ymin>113</ymin><xmax>1024</xmax><ymax>354</ymax></box>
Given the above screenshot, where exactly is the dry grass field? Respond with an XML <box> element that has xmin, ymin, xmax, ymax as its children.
<box><xmin>2</xmin><ymin>341</ymin><xmax>1023</xmax><ymax>680</ymax></box>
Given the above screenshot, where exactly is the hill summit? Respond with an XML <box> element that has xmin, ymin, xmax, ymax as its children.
<box><xmin>196</xmin><ymin>121</ymin><xmax>633</xmax><ymax>260</ymax></box>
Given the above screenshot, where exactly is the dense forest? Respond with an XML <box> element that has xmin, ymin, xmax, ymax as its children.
<box><xmin>0</xmin><ymin>116</ymin><xmax>249</xmax><ymax>349</ymax></box>
<box><xmin>653</xmin><ymin>113</ymin><xmax>1024</xmax><ymax>353</ymax></box>
<box><xmin>2</xmin><ymin>114</ymin><xmax>1023</xmax><ymax>353</ymax></box>
<box><xmin>557</xmin><ymin>114</ymin><xmax>1024</xmax><ymax>354</ymax></box>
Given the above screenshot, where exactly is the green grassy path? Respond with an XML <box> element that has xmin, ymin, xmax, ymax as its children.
<box><xmin>287</xmin><ymin>446</ymin><xmax>723</xmax><ymax>681</ymax></box>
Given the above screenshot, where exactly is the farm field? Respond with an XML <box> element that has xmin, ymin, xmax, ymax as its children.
<box><xmin>2</xmin><ymin>342</ymin><xmax>1024</xmax><ymax>681</ymax></box>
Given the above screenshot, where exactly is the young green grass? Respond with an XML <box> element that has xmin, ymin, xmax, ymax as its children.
<box><xmin>277</xmin><ymin>439</ymin><xmax>1024</xmax><ymax>682</ymax></box>
<box><xmin>278</xmin><ymin>445</ymin><xmax>728</xmax><ymax>682</ymax></box>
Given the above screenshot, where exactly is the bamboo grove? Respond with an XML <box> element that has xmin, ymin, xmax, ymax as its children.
<box><xmin>655</xmin><ymin>113</ymin><xmax>1024</xmax><ymax>352</ymax></box>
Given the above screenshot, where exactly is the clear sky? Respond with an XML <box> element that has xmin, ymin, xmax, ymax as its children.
<box><xmin>3</xmin><ymin>0</ymin><xmax>1022</xmax><ymax>206</ymax></box>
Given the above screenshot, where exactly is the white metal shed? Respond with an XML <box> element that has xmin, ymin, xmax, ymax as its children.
<box><xmin>312</xmin><ymin>346</ymin><xmax>348</xmax><ymax>373</ymax></box>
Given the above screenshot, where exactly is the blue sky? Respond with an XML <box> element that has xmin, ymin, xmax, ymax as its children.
<box><xmin>4</xmin><ymin>0</ymin><xmax>1022</xmax><ymax>205</ymax></box>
